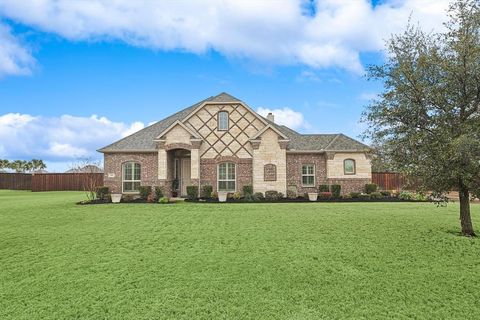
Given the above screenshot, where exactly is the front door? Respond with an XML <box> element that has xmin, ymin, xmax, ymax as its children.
<box><xmin>181</xmin><ymin>158</ymin><xmax>191</xmax><ymax>196</ymax></box>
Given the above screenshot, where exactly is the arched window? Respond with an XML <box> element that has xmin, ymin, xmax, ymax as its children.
<box><xmin>217</xmin><ymin>111</ymin><xmax>229</xmax><ymax>131</ymax></box>
<box><xmin>344</xmin><ymin>159</ymin><xmax>356</xmax><ymax>175</ymax></box>
<box><xmin>122</xmin><ymin>162</ymin><xmax>141</xmax><ymax>192</ymax></box>
<box><xmin>218</xmin><ymin>162</ymin><xmax>236</xmax><ymax>191</ymax></box>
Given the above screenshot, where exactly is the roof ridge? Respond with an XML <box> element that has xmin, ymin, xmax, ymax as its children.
<box><xmin>324</xmin><ymin>134</ymin><xmax>341</xmax><ymax>150</ymax></box>
<box><xmin>98</xmin><ymin>96</ymin><xmax>211</xmax><ymax>152</ymax></box>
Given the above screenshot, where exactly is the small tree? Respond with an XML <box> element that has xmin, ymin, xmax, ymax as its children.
<box><xmin>363</xmin><ymin>0</ymin><xmax>480</xmax><ymax>236</ymax></box>
<box><xmin>70</xmin><ymin>158</ymin><xmax>103</xmax><ymax>201</ymax></box>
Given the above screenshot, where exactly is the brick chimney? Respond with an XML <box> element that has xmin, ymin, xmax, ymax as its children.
<box><xmin>267</xmin><ymin>112</ymin><xmax>274</xmax><ymax>123</ymax></box>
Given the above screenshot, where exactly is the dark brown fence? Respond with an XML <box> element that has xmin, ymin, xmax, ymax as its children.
<box><xmin>31</xmin><ymin>173</ymin><xmax>104</xmax><ymax>192</ymax></box>
<box><xmin>0</xmin><ymin>173</ymin><xmax>32</xmax><ymax>190</ymax></box>
<box><xmin>372</xmin><ymin>172</ymin><xmax>410</xmax><ymax>191</ymax></box>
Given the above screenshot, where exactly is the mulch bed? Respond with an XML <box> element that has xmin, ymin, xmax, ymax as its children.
<box><xmin>185</xmin><ymin>197</ymin><xmax>431</xmax><ymax>203</ymax></box>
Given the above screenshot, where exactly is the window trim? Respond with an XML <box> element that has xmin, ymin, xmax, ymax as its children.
<box><xmin>343</xmin><ymin>159</ymin><xmax>356</xmax><ymax>175</ymax></box>
<box><xmin>217</xmin><ymin>111</ymin><xmax>229</xmax><ymax>131</ymax></box>
<box><xmin>122</xmin><ymin>161</ymin><xmax>141</xmax><ymax>193</ymax></box>
<box><xmin>301</xmin><ymin>164</ymin><xmax>315</xmax><ymax>187</ymax></box>
<box><xmin>217</xmin><ymin>162</ymin><xmax>236</xmax><ymax>192</ymax></box>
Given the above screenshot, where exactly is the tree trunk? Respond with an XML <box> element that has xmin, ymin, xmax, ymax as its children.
<box><xmin>459</xmin><ymin>182</ymin><xmax>475</xmax><ymax>237</ymax></box>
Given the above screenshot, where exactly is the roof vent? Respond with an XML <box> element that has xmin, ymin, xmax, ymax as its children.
<box><xmin>267</xmin><ymin>112</ymin><xmax>274</xmax><ymax>123</ymax></box>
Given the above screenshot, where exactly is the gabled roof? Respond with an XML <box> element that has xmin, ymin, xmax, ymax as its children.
<box><xmin>155</xmin><ymin>120</ymin><xmax>201</xmax><ymax>140</ymax></box>
<box><xmin>98</xmin><ymin>92</ymin><xmax>370</xmax><ymax>153</ymax></box>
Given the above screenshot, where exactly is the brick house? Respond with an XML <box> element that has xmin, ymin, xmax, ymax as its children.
<box><xmin>98</xmin><ymin>93</ymin><xmax>372</xmax><ymax>197</ymax></box>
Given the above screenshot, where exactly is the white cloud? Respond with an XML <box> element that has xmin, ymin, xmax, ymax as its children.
<box><xmin>0</xmin><ymin>23</ymin><xmax>35</xmax><ymax>77</ymax></box>
<box><xmin>0</xmin><ymin>113</ymin><xmax>145</xmax><ymax>162</ymax></box>
<box><xmin>0</xmin><ymin>0</ymin><xmax>451</xmax><ymax>76</ymax></box>
<box><xmin>257</xmin><ymin>107</ymin><xmax>308</xmax><ymax>131</ymax></box>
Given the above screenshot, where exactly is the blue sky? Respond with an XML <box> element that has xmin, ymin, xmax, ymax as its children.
<box><xmin>0</xmin><ymin>0</ymin><xmax>450</xmax><ymax>171</ymax></box>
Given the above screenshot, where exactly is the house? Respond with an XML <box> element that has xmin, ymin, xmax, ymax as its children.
<box><xmin>98</xmin><ymin>93</ymin><xmax>372</xmax><ymax>197</ymax></box>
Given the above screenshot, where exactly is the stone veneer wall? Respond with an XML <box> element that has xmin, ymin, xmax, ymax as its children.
<box><xmin>200</xmin><ymin>157</ymin><xmax>253</xmax><ymax>193</ymax></box>
<box><xmin>286</xmin><ymin>153</ymin><xmax>327</xmax><ymax>195</ymax></box>
<box><xmin>252</xmin><ymin>129</ymin><xmax>287</xmax><ymax>195</ymax></box>
<box><xmin>103</xmin><ymin>152</ymin><xmax>159</xmax><ymax>193</ymax></box>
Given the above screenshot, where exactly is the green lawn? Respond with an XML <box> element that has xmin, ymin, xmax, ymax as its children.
<box><xmin>1</xmin><ymin>191</ymin><xmax>479</xmax><ymax>319</ymax></box>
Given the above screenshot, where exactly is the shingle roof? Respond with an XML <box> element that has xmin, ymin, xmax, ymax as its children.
<box><xmin>98</xmin><ymin>92</ymin><xmax>370</xmax><ymax>153</ymax></box>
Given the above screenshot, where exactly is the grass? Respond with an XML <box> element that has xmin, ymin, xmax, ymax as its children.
<box><xmin>1</xmin><ymin>190</ymin><xmax>479</xmax><ymax>319</ymax></box>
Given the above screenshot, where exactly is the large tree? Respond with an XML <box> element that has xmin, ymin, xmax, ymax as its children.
<box><xmin>363</xmin><ymin>0</ymin><xmax>480</xmax><ymax>236</ymax></box>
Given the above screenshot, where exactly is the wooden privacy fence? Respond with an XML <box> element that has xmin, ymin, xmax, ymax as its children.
<box><xmin>30</xmin><ymin>173</ymin><xmax>104</xmax><ymax>192</ymax></box>
<box><xmin>0</xmin><ymin>173</ymin><xmax>32</xmax><ymax>190</ymax></box>
<box><xmin>0</xmin><ymin>173</ymin><xmax>104</xmax><ymax>192</ymax></box>
<box><xmin>372</xmin><ymin>172</ymin><xmax>411</xmax><ymax>191</ymax></box>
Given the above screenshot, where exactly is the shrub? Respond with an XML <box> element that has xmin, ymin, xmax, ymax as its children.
<box><xmin>286</xmin><ymin>189</ymin><xmax>297</xmax><ymax>199</ymax></box>
<box><xmin>244</xmin><ymin>193</ymin><xmax>255</xmax><ymax>202</ymax></box>
<box><xmin>365</xmin><ymin>183</ymin><xmax>378</xmax><ymax>194</ymax></box>
<box><xmin>414</xmin><ymin>192</ymin><xmax>428</xmax><ymax>201</ymax></box>
<box><xmin>200</xmin><ymin>185</ymin><xmax>213</xmax><ymax>199</ymax></box>
<box><xmin>242</xmin><ymin>185</ymin><xmax>253</xmax><ymax>196</ymax></box>
<box><xmin>95</xmin><ymin>186</ymin><xmax>109</xmax><ymax>200</ymax></box>
<box><xmin>154</xmin><ymin>186</ymin><xmax>164</xmax><ymax>199</ymax></box>
<box><xmin>253</xmin><ymin>192</ymin><xmax>264</xmax><ymax>201</ymax></box>
<box><xmin>318</xmin><ymin>191</ymin><xmax>332</xmax><ymax>199</ymax></box>
<box><xmin>350</xmin><ymin>192</ymin><xmax>361</xmax><ymax>198</ymax></box>
<box><xmin>318</xmin><ymin>184</ymin><xmax>330</xmax><ymax>192</ymax></box>
<box><xmin>158</xmin><ymin>197</ymin><xmax>169</xmax><ymax>204</ymax></box>
<box><xmin>210</xmin><ymin>191</ymin><xmax>218</xmax><ymax>200</ymax></box>
<box><xmin>186</xmin><ymin>186</ymin><xmax>198</xmax><ymax>200</ymax></box>
<box><xmin>398</xmin><ymin>191</ymin><xmax>414</xmax><ymax>200</ymax></box>
<box><xmin>147</xmin><ymin>193</ymin><xmax>156</xmax><ymax>203</ymax></box>
<box><xmin>380</xmin><ymin>190</ymin><xmax>391</xmax><ymax>197</ymax></box>
<box><xmin>342</xmin><ymin>194</ymin><xmax>352</xmax><ymax>199</ymax></box>
<box><xmin>232</xmin><ymin>192</ymin><xmax>242</xmax><ymax>200</ymax></box>
<box><xmin>358</xmin><ymin>193</ymin><xmax>371</xmax><ymax>200</ymax></box>
<box><xmin>138</xmin><ymin>186</ymin><xmax>151</xmax><ymax>200</ymax></box>
<box><xmin>121</xmin><ymin>195</ymin><xmax>135</xmax><ymax>203</ymax></box>
<box><xmin>330</xmin><ymin>184</ymin><xmax>341</xmax><ymax>198</ymax></box>
<box><xmin>265</xmin><ymin>190</ymin><xmax>282</xmax><ymax>201</ymax></box>
<box><xmin>370</xmin><ymin>192</ymin><xmax>383</xmax><ymax>199</ymax></box>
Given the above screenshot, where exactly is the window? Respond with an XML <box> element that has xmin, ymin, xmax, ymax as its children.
<box><xmin>344</xmin><ymin>159</ymin><xmax>356</xmax><ymax>175</ymax></box>
<box><xmin>122</xmin><ymin>162</ymin><xmax>141</xmax><ymax>192</ymax></box>
<box><xmin>302</xmin><ymin>165</ymin><xmax>315</xmax><ymax>186</ymax></box>
<box><xmin>218</xmin><ymin>162</ymin><xmax>236</xmax><ymax>191</ymax></box>
<box><xmin>218</xmin><ymin>111</ymin><xmax>229</xmax><ymax>131</ymax></box>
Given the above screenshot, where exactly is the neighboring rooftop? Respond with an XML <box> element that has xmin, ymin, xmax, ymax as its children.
<box><xmin>98</xmin><ymin>92</ymin><xmax>370</xmax><ymax>153</ymax></box>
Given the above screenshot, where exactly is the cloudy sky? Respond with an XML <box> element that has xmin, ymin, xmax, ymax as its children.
<box><xmin>0</xmin><ymin>0</ymin><xmax>451</xmax><ymax>171</ymax></box>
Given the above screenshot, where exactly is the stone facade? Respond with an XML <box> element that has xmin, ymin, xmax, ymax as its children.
<box><xmin>102</xmin><ymin>102</ymin><xmax>372</xmax><ymax>197</ymax></box>
<box><xmin>103</xmin><ymin>152</ymin><xmax>158</xmax><ymax>193</ymax></box>
<box><xmin>252</xmin><ymin>128</ymin><xmax>287</xmax><ymax>195</ymax></box>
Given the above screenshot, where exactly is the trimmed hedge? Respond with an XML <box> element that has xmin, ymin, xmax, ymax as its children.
<box><xmin>138</xmin><ymin>186</ymin><xmax>151</xmax><ymax>200</ymax></box>
<box><xmin>318</xmin><ymin>184</ymin><xmax>330</xmax><ymax>192</ymax></box>
<box><xmin>265</xmin><ymin>190</ymin><xmax>283</xmax><ymax>201</ymax></box>
<box><xmin>201</xmin><ymin>185</ymin><xmax>213</xmax><ymax>199</ymax></box>
<box><xmin>154</xmin><ymin>186</ymin><xmax>164</xmax><ymax>199</ymax></box>
<box><xmin>243</xmin><ymin>185</ymin><xmax>253</xmax><ymax>196</ymax></box>
<box><xmin>186</xmin><ymin>186</ymin><xmax>198</xmax><ymax>200</ymax></box>
<box><xmin>365</xmin><ymin>183</ymin><xmax>378</xmax><ymax>194</ymax></box>
<box><xmin>95</xmin><ymin>186</ymin><xmax>109</xmax><ymax>200</ymax></box>
<box><xmin>330</xmin><ymin>184</ymin><xmax>341</xmax><ymax>198</ymax></box>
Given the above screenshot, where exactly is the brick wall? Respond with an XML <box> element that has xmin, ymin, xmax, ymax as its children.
<box><xmin>327</xmin><ymin>178</ymin><xmax>371</xmax><ymax>195</ymax></box>
<box><xmin>103</xmin><ymin>152</ymin><xmax>158</xmax><ymax>193</ymax></box>
<box><xmin>200</xmin><ymin>157</ymin><xmax>252</xmax><ymax>193</ymax></box>
<box><xmin>286</xmin><ymin>153</ymin><xmax>327</xmax><ymax>195</ymax></box>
